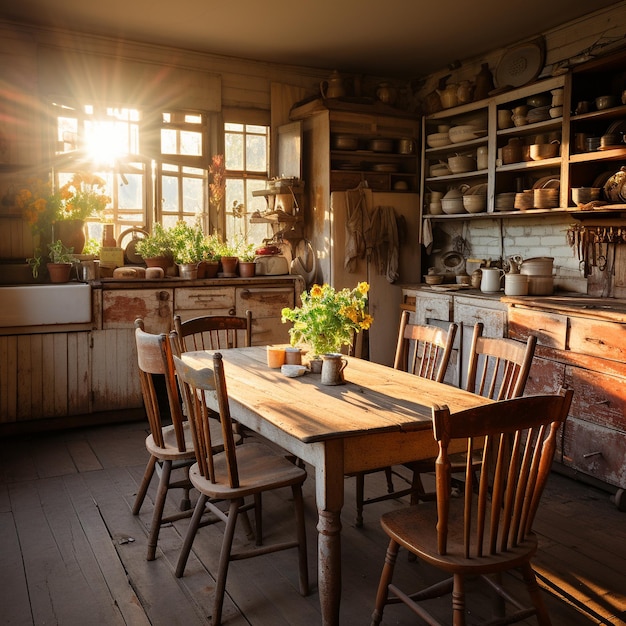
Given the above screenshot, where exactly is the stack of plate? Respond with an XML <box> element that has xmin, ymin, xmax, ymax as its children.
<box><xmin>526</xmin><ymin>106</ymin><xmax>551</xmax><ymax>123</ymax></box>
<box><xmin>514</xmin><ymin>191</ymin><xmax>533</xmax><ymax>210</ymax></box>
<box><xmin>533</xmin><ymin>188</ymin><xmax>559</xmax><ymax>208</ymax></box>
<box><xmin>495</xmin><ymin>192</ymin><xmax>516</xmax><ymax>211</ymax></box>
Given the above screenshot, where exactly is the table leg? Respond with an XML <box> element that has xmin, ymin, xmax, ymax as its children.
<box><xmin>315</xmin><ymin>440</ymin><xmax>344</xmax><ymax>626</ymax></box>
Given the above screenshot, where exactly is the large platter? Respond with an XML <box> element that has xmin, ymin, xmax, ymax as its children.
<box><xmin>495</xmin><ymin>39</ymin><xmax>545</xmax><ymax>89</ymax></box>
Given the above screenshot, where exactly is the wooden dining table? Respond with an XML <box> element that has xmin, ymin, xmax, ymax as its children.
<box><xmin>180</xmin><ymin>346</ymin><xmax>491</xmax><ymax>626</ymax></box>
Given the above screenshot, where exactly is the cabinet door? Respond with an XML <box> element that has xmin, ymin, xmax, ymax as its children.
<box><xmin>568</xmin><ymin>316</ymin><xmax>626</xmax><ymax>362</ymax></box>
<box><xmin>236</xmin><ymin>286</ymin><xmax>295</xmax><ymax>345</ymax></box>
<box><xmin>508</xmin><ymin>306</ymin><xmax>567</xmax><ymax>349</ymax></box>
<box><xmin>102</xmin><ymin>289</ymin><xmax>173</xmax><ymax>334</ymax></box>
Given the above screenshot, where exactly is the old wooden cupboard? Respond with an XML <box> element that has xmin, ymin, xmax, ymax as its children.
<box><xmin>403</xmin><ymin>286</ymin><xmax>626</xmax><ymax>495</ymax></box>
<box><xmin>0</xmin><ymin>277</ymin><xmax>303</xmax><ymax>432</ymax></box>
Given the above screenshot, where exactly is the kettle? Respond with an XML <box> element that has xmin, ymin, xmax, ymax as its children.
<box><xmin>320</xmin><ymin>70</ymin><xmax>346</xmax><ymax>99</ymax></box>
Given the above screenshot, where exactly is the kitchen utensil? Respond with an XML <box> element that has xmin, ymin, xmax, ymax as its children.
<box><xmin>603</xmin><ymin>167</ymin><xmax>626</xmax><ymax>202</ymax></box>
<box><xmin>575</xmin><ymin>101</ymin><xmax>590</xmax><ymax>114</ymax></box>
<box><xmin>571</xmin><ymin>187</ymin><xmax>601</xmax><ymax>205</ymax></box>
<box><xmin>437</xmin><ymin>83</ymin><xmax>458</xmax><ymax>109</ymax></box>
<box><xmin>595</xmin><ymin>95</ymin><xmax>617</xmax><ymax>110</ymax></box>
<box><xmin>426</xmin><ymin>132</ymin><xmax>451</xmax><ymax>148</ymax></box>
<box><xmin>424</xmin><ymin>274</ymin><xmax>443</xmax><ymax>285</ymax></box>
<box><xmin>369</xmin><ymin>138</ymin><xmax>393</xmax><ymax>152</ymax></box>
<box><xmin>476</xmin><ymin>146</ymin><xmax>488</xmax><ymax>169</ymax></box>
<box><xmin>397</xmin><ymin>137</ymin><xmax>415</xmax><ymax>154</ymax></box>
<box><xmin>320</xmin><ymin>70</ymin><xmax>346</xmax><ymax>99</ymax></box>
<box><xmin>495</xmin><ymin>38</ymin><xmax>545</xmax><ymax>88</ymax></box>
<box><xmin>448</xmin><ymin>125</ymin><xmax>487</xmax><ymax>143</ymax></box>
<box><xmin>498</xmin><ymin>109</ymin><xmax>513</xmax><ymax>129</ymax></box>
<box><xmin>480</xmin><ymin>267</ymin><xmax>504</xmax><ymax>292</ymax></box>
<box><xmin>512</xmin><ymin>115</ymin><xmax>527</xmax><ymax>127</ymax></box>
<box><xmin>527</xmin><ymin>275</ymin><xmax>554</xmax><ymax>295</ymax></box>
<box><xmin>376</xmin><ymin>82</ymin><xmax>397</xmax><ymax>105</ymax></box>
<box><xmin>504</xmin><ymin>273</ymin><xmax>528</xmax><ymax>296</ymax></box>
<box><xmin>332</xmin><ymin>134</ymin><xmax>358</xmax><ymax>150</ymax></box>
<box><xmin>502</xmin><ymin>138</ymin><xmax>522</xmax><ymax>164</ymax></box>
<box><xmin>526</xmin><ymin>94</ymin><xmax>551</xmax><ymax>108</ymax></box>
<box><xmin>448</xmin><ymin>154</ymin><xmax>476</xmax><ymax>173</ymax></box>
<box><xmin>463</xmin><ymin>195</ymin><xmax>486</xmax><ymax>213</ymax></box>
<box><xmin>520</xmin><ymin>257</ymin><xmax>554</xmax><ymax>276</ymax></box>
<box><xmin>429</xmin><ymin>162</ymin><xmax>451</xmax><ymax>176</ymax></box>
<box><xmin>549</xmin><ymin>106</ymin><xmax>563</xmax><ymax>118</ymax></box>
<box><xmin>530</xmin><ymin>141</ymin><xmax>559</xmax><ymax>160</ymax></box>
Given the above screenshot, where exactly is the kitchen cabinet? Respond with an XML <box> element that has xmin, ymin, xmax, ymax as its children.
<box><xmin>0</xmin><ymin>277</ymin><xmax>303</xmax><ymax>432</ymax></box>
<box><xmin>421</xmin><ymin>48</ymin><xmax>626</xmax><ymax>234</ymax></box>
<box><xmin>507</xmin><ymin>303</ymin><xmax>626</xmax><ymax>493</ymax></box>
<box><xmin>290</xmin><ymin>98</ymin><xmax>420</xmax><ymax>195</ymax></box>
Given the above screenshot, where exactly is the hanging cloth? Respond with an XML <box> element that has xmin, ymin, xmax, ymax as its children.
<box><xmin>368</xmin><ymin>205</ymin><xmax>399</xmax><ymax>283</ymax></box>
<box><xmin>344</xmin><ymin>183</ymin><xmax>371</xmax><ymax>272</ymax></box>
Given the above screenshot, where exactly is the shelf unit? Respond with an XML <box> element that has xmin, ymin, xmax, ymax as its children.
<box><xmin>420</xmin><ymin>50</ymin><xmax>626</xmax><ymax>233</ymax></box>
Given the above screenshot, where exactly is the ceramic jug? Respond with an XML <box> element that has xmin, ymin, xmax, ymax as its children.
<box><xmin>480</xmin><ymin>267</ymin><xmax>504</xmax><ymax>293</ymax></box>
<box><xmin>437</xmin><ymin>84</ymin><xmax>458</xmax><ymax>109</ymax></box>
<box><xmin>457</xmin><ymin>80</ymin><xmax>474</xmax><ymax>104</ymax></box>
<box><xmin>320</xmin><ymin>70</ymin><xmax>346</xmax><ymax>99</ymax></box>
<box><xmin>321</xmin><ymin>353</ymin><xmax>347</xmax><ymax>385</ymax></box>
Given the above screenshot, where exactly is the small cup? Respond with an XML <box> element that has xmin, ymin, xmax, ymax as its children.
<box><xmin>284</xmin><ymin>347</ymin><xmax>302</xmax><ymax>365</ymax></box>
<box><xmin>267</xmin><ymin>346</ymin><xmax>286</xmax><ymax>368</ymax></box>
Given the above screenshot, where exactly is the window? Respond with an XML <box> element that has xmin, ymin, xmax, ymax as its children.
<box><xmin>158</xmin><ymin>111</ymin><xmax>208</xmax><ymax>228</ymax></box>
<box><xmin>224</xmin><ymin>122</ymin><xmax>270</xmax><ymax>243</ymax></box>
<box><xmin>51</xmin><ymin>103</ymin><xmax>210</xmax><ymax>246</ymax></box>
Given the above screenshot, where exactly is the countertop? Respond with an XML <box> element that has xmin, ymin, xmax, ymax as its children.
<box><xmin>403</xmin><ymin>284</ymin><xmax>626</xmax><ymax>323</ymax></box>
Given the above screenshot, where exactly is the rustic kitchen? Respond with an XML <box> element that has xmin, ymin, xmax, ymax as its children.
<box><xmin>1</xmin><ymin>2</ymin><xmax>626</xmax><ymax>625</ymax></box>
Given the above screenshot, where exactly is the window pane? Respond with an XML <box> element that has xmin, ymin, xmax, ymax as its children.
<box><xmin>161</xmin><ymin>129</ymin><xmax>177</xmax><ymax>154</ymax></box>
<box><xmin>162</xmin><ymin>175</ymin><xmax>179</xmax><ymax>213</ymax></box>
<box><xmin>225</xmin><ymin>132</ymin><xmax>244</xmax><ymax>170</ymax></box>
<box><xmin>183</xmin><ymin>177</ymin><xmax>203</xmax><ymax>214</ymax></box>
<box><xmin>180</xmin><ymin>130</ymin><xmax>202</xmax><ymax>156</ymax></box>
<box><xmin>246</xmin><ymin>134</ymin><xmax>267</xmax><ymax>172</ymax></box>
<box><xmin>119</xmin><ymin>173</ymin><xmax>143</xmax><ymax>209</ymax></box>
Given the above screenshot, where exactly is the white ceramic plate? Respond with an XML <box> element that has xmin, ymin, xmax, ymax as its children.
<box><xmin>495</xmin><ymin>39</ymin><xmax>545</xmax><ymax>88</ymax></box>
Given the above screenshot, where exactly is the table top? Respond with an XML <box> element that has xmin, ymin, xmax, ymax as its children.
<box><xmin>181</xmin><ymin>347</ymin><xmax>489</xmax><ymax>444</ymax></box>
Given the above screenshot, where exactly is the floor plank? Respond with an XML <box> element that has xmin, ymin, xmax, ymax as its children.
<box><xmin>1</xmin><ymin>421</ymin><xmax>625</xmax><ymax>626</ymax></box>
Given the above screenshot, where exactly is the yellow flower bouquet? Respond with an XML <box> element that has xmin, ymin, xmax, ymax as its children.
<box><xmin>281</xmin><ymin>282</ymin><xmax>373</xmax><ymax>357</ymax></box>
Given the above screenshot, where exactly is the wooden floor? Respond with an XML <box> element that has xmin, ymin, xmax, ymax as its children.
<box><xmin>1</xmin><ymin>419</ymin><xmax>625</xmax><ymax>626</ymax></box>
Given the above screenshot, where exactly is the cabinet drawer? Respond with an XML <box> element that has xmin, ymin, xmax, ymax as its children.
<box><xmin>236</xmin><ymin>287</ymin><xmax>294</xmax><ymax>318</ymax></box>
<box><xmin>103</xmin><ymin>289</ymin><xmax>173</xmax><ymax>333</ymax></box>
<box><xmin>415</xmin><ymin>293</ymin><xmax>451</xmax><ymax>323</ymax></box>
<box><xmin>508</xmin><ymin>307</ymin><xmax>567</xmax><ymax>349</ymax></box>
<box><xmin>454</xmin><ymin>303</ymin><xmax>505</xmax><ymax>336</ymax></box>
<box><xmin>175</xmin><ymin>287</ymin><xmax>235</xmax><ymax>313</ymax></box>
<box><xmin>568</xmin><ymin>316</ymin><xmax>626</xmax><ymax>362</ymax></box>
<box><xmin>562</xmin><ymin>416</ymin><xmax>626</xmax><ymax>489</ymax></box>
<box><xmin>565</xmin><ymin>365</ymin><xmax>626</xmax><ymax>432</ymax></box>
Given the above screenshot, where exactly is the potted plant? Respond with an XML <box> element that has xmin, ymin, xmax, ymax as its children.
<box><xmin>213</xmin><ymin>237</ymin><xmax>240</xmax><ymax>276</ymax></box>
<box><xmin>281</xmin><ymin>282</ymin><xmax>373</xmax><ymax>371</ymax></box>
<box><xmin>47</xmin><ymin>239</ymin><xmax>77</xmax><ymax>283</ymax></box>
<box><xmin>237</xmin><ymin>241</ymin><xmax>257</xmax><ymax>278</ymax></box>
<box><xmin>170</xmin><ymin>221</ymin><xmax>205</xmax><ymax>279</ymax></box>
<box><xmin>198</xmin><ymin>233</ymin><xmax>221</xmax><ymax>278</ymax></box>
<box><xmin>135</xmin><ymin>223</ymin><xmax>174</xmax><ymax>273</ymax></box>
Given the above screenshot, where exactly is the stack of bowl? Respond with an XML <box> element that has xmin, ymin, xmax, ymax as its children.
<box><xmin>495</xmin><ymin>192</ymin><xmax>516</xmax><ymax>211</ymax></box>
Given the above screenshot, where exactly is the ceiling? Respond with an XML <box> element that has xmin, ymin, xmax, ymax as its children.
<box><xmin>2</xmin><ymin>1</ymin><xmax>621</xmax><ymax>77</ymax></box>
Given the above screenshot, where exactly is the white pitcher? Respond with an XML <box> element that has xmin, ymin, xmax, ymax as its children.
<box><xmin>480</xmin><ymin>267</ymin><xmax>504</xmax><ymax>293</ymax></box>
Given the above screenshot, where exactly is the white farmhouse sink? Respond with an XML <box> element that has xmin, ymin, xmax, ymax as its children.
<box><xmin>0</xmin><ymin>284</ymin><xmax>92</xmax><ymax>327</ymax></box>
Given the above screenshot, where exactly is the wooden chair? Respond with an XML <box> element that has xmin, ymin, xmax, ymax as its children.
<box><xmin>353</xmin><ymin>311</ymin><xmax>458</xmax><ymax>527</ymax></box>
<box><xmin>172</xmin><ymin>351</ymin><xmax>309</xmax><ymax>626</ymax></box>
<box><xmin>370</xmin><ymin>387</ymin><xmax>574</xmax><ymax>626</ymax></box>
<box><xmin>466</xmin><ymin>321</ymin><xmax>537</xmax><ymax>401</ymax></box>
<box><xmin>133</xmin><ymin>319</ymin><xmax>239</xmax><ymax>561</ymax></box>
<box><xmin>132</xmin><ymin>319</ymin><xmax>198</xmax><ymax>560</ymax></box>
<box><xmin>173</xmin><ymin>311</ymin><xmax>252</xmax><ymax>353</ymax></box>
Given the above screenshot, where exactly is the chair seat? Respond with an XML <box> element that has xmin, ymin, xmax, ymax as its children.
<box><xmin>381</xmin><ymin>503</ymin><xmax>538</xmax><ymax>576</ymax></box>
<box><xmin>189</xmin><ymin>442</ymin><xmax>307</xmax><ymax>500</ymax></box>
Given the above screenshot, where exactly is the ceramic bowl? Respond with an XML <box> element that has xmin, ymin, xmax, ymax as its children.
<box><xmin>430</xmin><ymin>163</ymin><xmax>451</xmax><ymax>176</ymax></box>
<box><xmin>441</xmin><ymin>197</ymin><xmax>466</xmax><ymax>214</ymax></box>
<box><xmin>424</xmin><ymin>274</ymin><xmax>444</xmax><ymax>285</ymax></box>
<box><xmin>426</xmin><ymin>132</ymin><xmax>451</xmax><ymax>148</ymax></box>
<box><xmin>463</xmin><ymin>195</ymin><xmax>486</xmax><ymax>213</ymax></box>
<box><xmin>512</xmin><ymin>115</ymin><xmax>527</xmax><ymax>127</ymax></box>
<box><xmin>448</xmin><ymin>154</ymin><xmax>476</xmax><ymax>173</ymax></box>
<box><xmin>571</xmin><ymin>187</ymin><xmax>601</xmax><ymax>205</ymax></box>
<box><xmin>449</xmin><ymin>125</ymin><xmax>484</xmax><ymax>143</ymax></box>
<box><xmin>549</xmin><ymin>106</ymin><xmax>563</xmax><ymax>118</ymax></box>
<box><xmin>530</xmin><ymin>143</ymin><xmax>559</xmax><ymax>160</ymax></box>
<box><xmin>595</xmin><ymin>95</ymin><xmax>618</xmax><ymax>110</ymax></box>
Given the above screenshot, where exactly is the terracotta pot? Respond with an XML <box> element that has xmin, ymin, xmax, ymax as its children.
<box><xmin>144</xmin><ymin>256</ymin><xmax>173</xmax><ymax>273</ymax></box>
<box><xmin>238</xmin><ymin>261</ymin><xmax>256</xmax><ymax>278</ymax></box>
<box><xmin>47</xmin><ymin>262</ymin><xmax>73</xmax><ymax>283</ymax></box>
<box><xmin>178</xmin><ymin>262</ymin><xmax>198</xmax><ymax>280</ymax></box>
<box><xmin>220</xmin><ymin>256</ymin><xmax>238</xmax><ymax>276</ymax></box>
